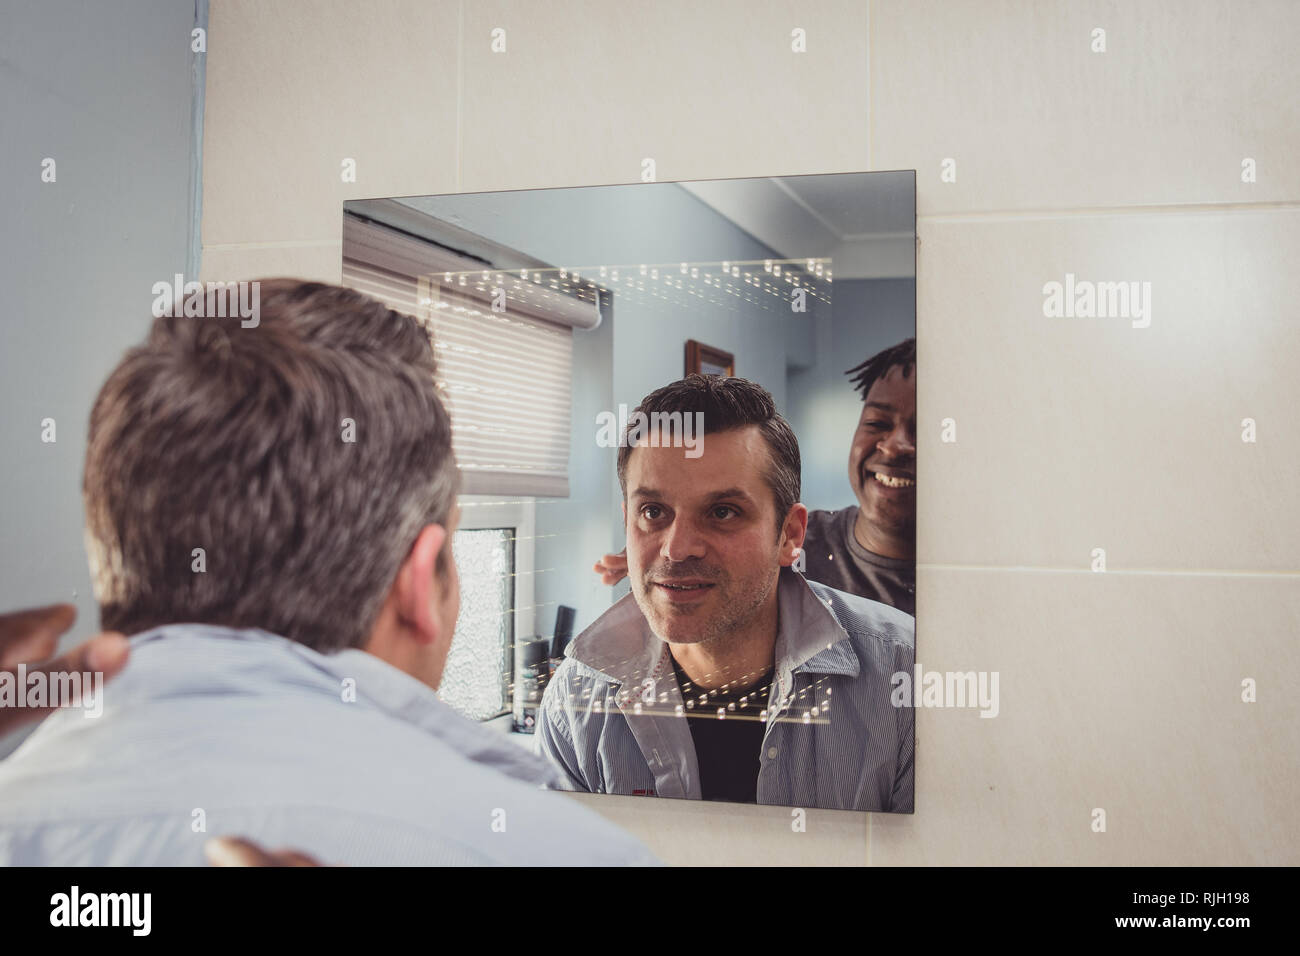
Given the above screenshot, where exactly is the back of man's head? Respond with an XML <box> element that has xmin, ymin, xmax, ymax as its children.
<box><xmin>83</xmin><ymin>279</ymin><xmax>458</xmax><ymax>653</ymax></box>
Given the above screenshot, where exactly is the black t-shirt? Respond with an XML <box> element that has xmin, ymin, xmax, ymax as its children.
<box><xmin>801</xmin><ymin>505</ymin><xmax>915</xmax><ymax>615</ymax></box>
<box><xmin>669</xmin><ymin>653</ymin><xmax>773</xmax><ymax>804</ymax></box>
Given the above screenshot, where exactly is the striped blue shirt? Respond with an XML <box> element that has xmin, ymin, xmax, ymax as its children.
<box><xmin>537</xmin><ymin>567</ymin><xmax>915</xmax><ymax>812</ymax></box>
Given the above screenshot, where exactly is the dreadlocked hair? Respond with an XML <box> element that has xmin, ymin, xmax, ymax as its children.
<box><xmin>845</xmin><ymin>337</ymin><xmax>915</xmax><ymax>401</ymax></box>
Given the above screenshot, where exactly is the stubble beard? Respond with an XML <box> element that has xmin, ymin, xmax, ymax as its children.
<box><xmin>636</xmin><ymin>563</ymin><xmax>778</xmax><ymax>651</ymax></box>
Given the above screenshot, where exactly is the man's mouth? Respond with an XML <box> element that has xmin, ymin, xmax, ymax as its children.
<box><xmin>863</xmin><ymin>468</ymin><xmax>915</xmax><ymax>489</ymax></box>
<box><xmin>652</xmin><ymin>579</ymin><xmax>716</xmax><ymax>603</ymax></box>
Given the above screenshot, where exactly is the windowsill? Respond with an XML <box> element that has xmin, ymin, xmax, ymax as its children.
<box><xmin>482</xmin><ymin>712</ymin><xmax>542</xmax><ymax>751</ymax></box>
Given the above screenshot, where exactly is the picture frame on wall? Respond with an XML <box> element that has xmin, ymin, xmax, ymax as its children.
<box><xmin>685</xmin><ymin>339</ymin><xmax>735</xmax><ymax>377</ymax></box>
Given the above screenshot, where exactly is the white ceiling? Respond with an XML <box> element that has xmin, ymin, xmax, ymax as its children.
<box><xmin>679</xmin><ymin>170</ymin><xmax>915</xmax><ymax>280</ymax></box>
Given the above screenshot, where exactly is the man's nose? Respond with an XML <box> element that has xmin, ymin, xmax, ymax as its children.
<box><xmin>661</xmin><ymin>516</ymin><xmax>707</xmax><ymax>563</ymax></box>
<box><xmin>878</xmin><ymin>423</ymin><xmax>916</xmax><ymax>459</ymax></box>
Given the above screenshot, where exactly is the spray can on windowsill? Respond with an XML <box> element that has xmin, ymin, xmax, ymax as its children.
<box><xmin>513</xmin><ymin>637</ymin><xmax>550</xmax><ymax>734</ymax></box>
<box><xmin>512</xmin><ymin>605</ymin><xmax>577</xmax><ymax>734</ymax></box>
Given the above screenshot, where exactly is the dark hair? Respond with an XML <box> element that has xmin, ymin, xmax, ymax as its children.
<box><xmin>84</xmin><ymin>278</ymin><xmax>459</xmax><ymax>652</ymax></box>
<box><xmin>846</xmin><ymin>337</ymin><xmax>916</xmax><ymax>401</ymax></box>
<box><xmin>615</xmin><ymin>374</ymin><xmax>800</xmax><ymax>532</ymax></box>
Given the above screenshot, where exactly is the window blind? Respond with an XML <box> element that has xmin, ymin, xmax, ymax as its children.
<box><xmin>343</xmin><ymin>215</ymin><xmax>594</xmax><ymax>497</ymax></box>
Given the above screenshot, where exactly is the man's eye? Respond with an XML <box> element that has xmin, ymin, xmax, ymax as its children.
<box><xmin>865</xmin><ymin>420</ymin><xmax>890</xmax><ymax>429</ymax></box>
<box><xmin>711</xmin><ymin>505</ymin><xmax>739</xmax><ymax>520</ymax></box>
<box><xmin>640</xmin><ymin>505</ymin><xmax>664</xmax><ymax>520</ymax></box>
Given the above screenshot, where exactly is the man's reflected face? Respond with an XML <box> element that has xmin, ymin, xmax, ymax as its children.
<box><xmin>624</xmin><ymin>426</ymin><xmax>783</xmax><ymax>646</ymax></box>
<box><xmin>848</xmin><ymin>365</ymin><xmax>917</xmax><ymax>540</ymax></box>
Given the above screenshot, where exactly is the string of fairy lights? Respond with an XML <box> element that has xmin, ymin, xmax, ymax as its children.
<box><xmin>425</xmin><ymin>256</ymin><xmax>833</xmax><ymax>319</ymax></box>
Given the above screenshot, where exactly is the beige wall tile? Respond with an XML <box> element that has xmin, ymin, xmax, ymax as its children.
<box><xmin>459</xmin><ymin>0</ymin><xmax>870</xmax><ymax>192</ymax></box>
<box><xmin>871</xmin><ymin>567</ymin><xmax>1300</xmax><ymax>865</ymax></box>
<box><xmin>871</xmin><ymin>0</ymin><xmax>1300</xmax><ymax>213</ymax></box>
<box><xmin>565</xmin><ymin>791</ymin><xmax>868</xmax><ymax>866</ymax></box>
<box><xmin>200</xmin><ymin>241</ymin><xmax>343</xmax><ymax>284</ymax></box>
<box><xmin>916</xmin><ymin>208</ymin><xmax>1300</xmax><ymax>571</ymax></box>
<box><xmin>202</xmin><ymin>0</ymin><xmax>460</xmax><ymax>245</ymax></box>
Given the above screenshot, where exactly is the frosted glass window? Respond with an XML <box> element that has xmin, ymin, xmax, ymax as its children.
<box><xmin>438</xmin><ymin>527</ymin><xmax>514</xmax><ymax>720</ymax></box>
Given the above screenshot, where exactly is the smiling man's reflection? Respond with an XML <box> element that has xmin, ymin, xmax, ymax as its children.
<box><xmin>802</xmin><ymin>337</ymin><xmax>916</xmax><ymax>614</ymax></box>
<box><xmin>538</xmin><ymin>375</ymin><xmax>914</xmax><ymax>811</ymax></box>
<box><xmin>594</xmin><ymin>338</ymin><xmax>917</xmax><ymax>616</ymax></box>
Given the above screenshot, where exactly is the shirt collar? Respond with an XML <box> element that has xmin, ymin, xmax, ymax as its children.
<box><xmin>777</xmin><ymin>568</ymin><xmax>860</xmax><ymax>679</ymax></box>
<box><xmin>567</xmin><ymin>567</ymin><xmax>859</xmax><ymax>690</ymax></box>
<box><xmin>322</xmin><ymin>647</ymin><xmax>560</xmax><ymax>787</ymax></box>
<box><xmin>565</xmin><ymin>591</ymin><xmax>671</xmax><ymax>706</ymax></box>
<box><xmin>127</xmin><ymin>623</ymin><xmax>558</xmax><ymax>788</ymax></box>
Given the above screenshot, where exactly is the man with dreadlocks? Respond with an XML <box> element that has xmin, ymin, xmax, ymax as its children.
<box><xmin>801</xmin><ymin>338</ymin><xmax>916</xmax><ymax>615</ymax></box>
<box><xmin>593</xmin><ymin>339</ymin><xmax>916</xmax><ymax>616</ymax></box>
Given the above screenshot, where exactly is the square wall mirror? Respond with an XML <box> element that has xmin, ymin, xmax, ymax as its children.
<box><xmin>343</xmin><ymin>170</ymin><xmax>917</xmax><ymax>813</ymax></box>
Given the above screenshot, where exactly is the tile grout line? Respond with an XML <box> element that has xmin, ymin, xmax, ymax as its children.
<box><xmin>456</xmin><ymin>0</ymin><xmax>464</xmax><ymax>194</ymax></box>
<box><xmin>866</xmin><ymin>0</ymin><xmax>872</xmax><ymax>174</ymax></box>
<box><xmin>918</xmin><ymin>564</ymin><xmax>1300</xmax><ymax>578</ymax></box>
<box><xmin>918</xmin><ymin>200</ymin><xmax>1300</xmax><ymax>224</ymax></box>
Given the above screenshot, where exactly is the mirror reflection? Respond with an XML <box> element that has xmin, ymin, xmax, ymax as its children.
<box><xmin>343</xmin><ymin>170</ymin><xmax>916</xmax><ymax>812</ymax></box>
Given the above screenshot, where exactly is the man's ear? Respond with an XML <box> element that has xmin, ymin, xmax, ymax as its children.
<box><xmin>779</xmin><ymin>503</ymin><xmax>809</xmax><ymax>567</ymax></box>
<box><xmin>394</xmin><ymin>523</ymin><xmax>450</xmax><ymax>646</ymax></box>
